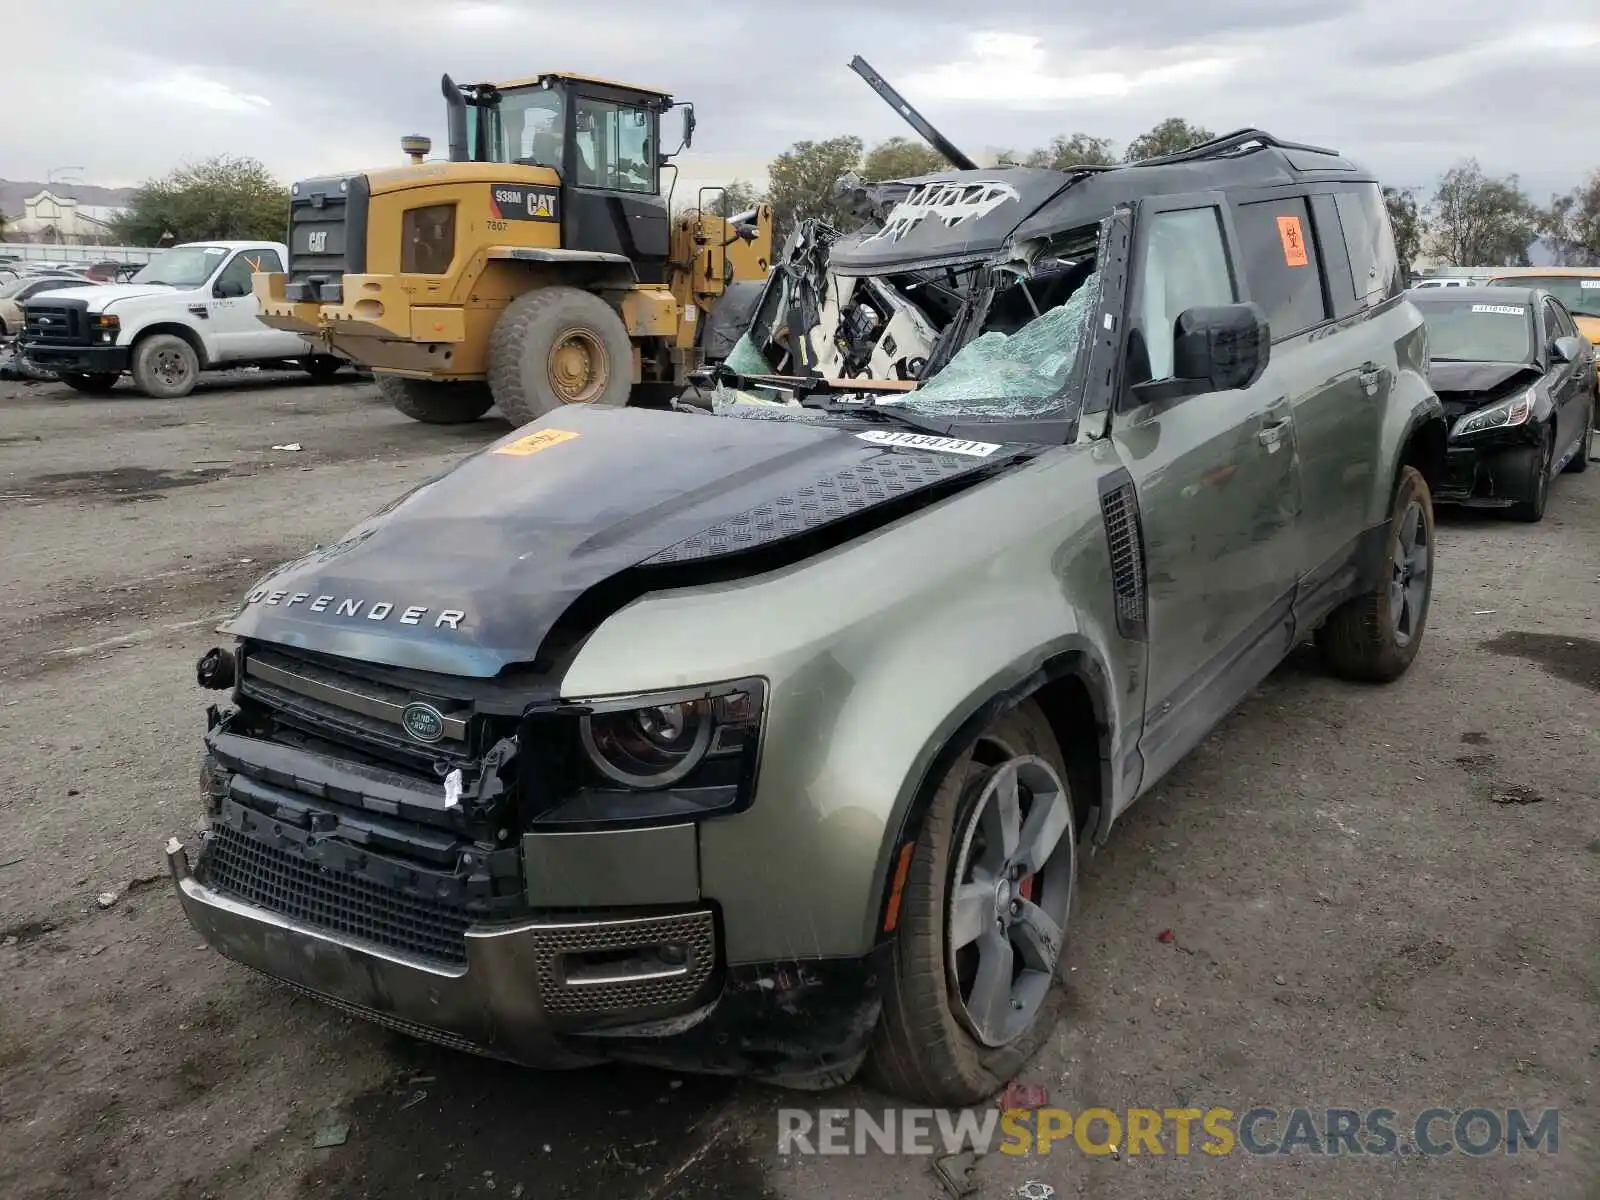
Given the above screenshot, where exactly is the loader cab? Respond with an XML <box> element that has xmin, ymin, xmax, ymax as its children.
<box><xmin>447</xmin><ymin>72</ymin><xmax>688</xmax><ymax>284</ymax></box>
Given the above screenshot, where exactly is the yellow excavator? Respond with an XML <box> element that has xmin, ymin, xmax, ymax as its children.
<box><xmin>253</xmin><ymin>72</ymin><xmax>773</xmax><ymax>424</ymax></box>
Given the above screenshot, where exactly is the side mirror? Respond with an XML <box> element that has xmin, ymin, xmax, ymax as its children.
<box><xmin>661</xmin><ymin>103</ymin><xmax>696</xmax><ymax>163</ymax></box>
<box><xmin>1137</xmin><ymin>302</ymin><xmax>1270</xmax><ymax>403</ymax></box>
<box><xmin>1551</xmin><ymin>335</ymin><xmax>1580</xmax><ymax>364</ymax></box>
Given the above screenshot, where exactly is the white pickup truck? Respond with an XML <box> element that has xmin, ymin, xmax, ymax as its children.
<box><xmin>20</xmin><ymin>240</ymin><xmax>348</xmax><ymax>397</ymax></box>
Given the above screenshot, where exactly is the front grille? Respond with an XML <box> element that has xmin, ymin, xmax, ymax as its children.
<box><xmin>24</xmin><ymin>304</ymin><xmax>90</xmax><ymax>346</ymax></box>
<box><xmin>201</xmin><ymin>822</ymin><xmax>475</xmax><ymax>965</ymax></box>
<box><xmin>537</xmin><ymin>912</ymin><xmax>717</xmax><ymax>1016</ymax></box>
<box><xmin>1099</xmin><ymin>473</ymin><xmax>1148</xmax><ymax>640</ymax></box>
<box><xmin>238</xmin><ymin>645</ymin><xmax>476</xmax><ymax>772</ymax></box>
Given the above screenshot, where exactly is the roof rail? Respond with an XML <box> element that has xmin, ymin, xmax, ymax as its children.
<box><xmin>1129</xmin><ymin>128</ymin><xmax>1341</xmax><ymax>168</ymax></box>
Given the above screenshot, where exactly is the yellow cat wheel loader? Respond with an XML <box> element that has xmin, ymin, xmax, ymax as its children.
<box><xmin>252</xmin><ymin>72</ymin><xmax>773</xmax><ymax>425</ymax></box>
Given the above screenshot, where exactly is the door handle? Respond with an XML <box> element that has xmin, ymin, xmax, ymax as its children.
<box><xmin>1358</xmin><ymin>362</ymin><xmax>1382</xmax><ymax>395</ymax></box>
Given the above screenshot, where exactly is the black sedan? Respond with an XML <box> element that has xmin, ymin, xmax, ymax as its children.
<box><xmin>1410</xmin><ymin>285</ymin><xmax>1595</xmax><ymax>521</ymax></box>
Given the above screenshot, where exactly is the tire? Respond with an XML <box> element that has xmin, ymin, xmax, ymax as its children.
<box><xmin>487</xmin><ymin>286</ymin><xmax>633</xmax><ymax>427</ymax></box>
<box><xmin>1316</xmin><ymin>464</ymin><xmax>1435</xmax><ymax>683</ymax></box>
<box><xmin>1508</xmin><ymin>423</ymin><xmax>1554</xmax><ymax>522</ymax></box>
<box><xmin>130</xmin><ymin>333</ymin><xmax>200</xmax><ymax>399</ymax></box>
<box><xmin>866</xmin><ymin>700</ymin><xmax>1078</xmax><ymax>1106</ymax></box>
<box><xmin>1563</xmin><ymin>396</ymin><xmax>1592</xmax><ymax>474</ymax></box>
<box><xmin>376</xmin><ymin>373</ymin><xmax>494</xmax><ymax>424</ymax></box>
<box><xmin>58</xmin><ymin>372</ymin><xmax>119</xmax><ymax>396</ymax></box>
<box><xmin>300</xmin><ymin>355</ymin><xmax>345</xmax><ymax>384</ymax></box>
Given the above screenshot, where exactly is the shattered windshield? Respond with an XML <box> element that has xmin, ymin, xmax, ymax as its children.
<box><xmin>881</xmin><ymin>268</ymin><xmax>1100</xmax><ymax>418</ymax></box>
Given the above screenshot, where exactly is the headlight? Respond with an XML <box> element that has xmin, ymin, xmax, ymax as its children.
<box><xmin>525</xmin><ymin>679</ymin><xmax>765</xmax><ymax>827</ymax></box>
<box><xmin>1452</xmin><ymin>387</ymin><xmax>1535</xmax><ymax>438</ymax></box>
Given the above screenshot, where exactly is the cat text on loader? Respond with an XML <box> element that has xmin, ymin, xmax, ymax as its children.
<box><xmin>252</xmin><ymin>72</ymin><xmax>773</xmax><ymax>424</ymax></box>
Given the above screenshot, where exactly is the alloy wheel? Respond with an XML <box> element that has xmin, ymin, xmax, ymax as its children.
<box><xmin>945</xmin><ymin>755</ymin><xmax>1074</xmax><ymax>1047</ymax></box>
<box><xmin>1388</xmin><ymin>497</ymin><xmax>1430</xmax><ymax>647</ymax></box>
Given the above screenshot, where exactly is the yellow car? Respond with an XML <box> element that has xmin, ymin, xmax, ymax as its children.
<box><xmin>1485</xmin><ymin>267</ymin><xmax>1600</xmax><ymax>382</ymax></box>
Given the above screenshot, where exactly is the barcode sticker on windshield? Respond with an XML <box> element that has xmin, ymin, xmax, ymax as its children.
<box><xmin>1581</xmin><ymin>280</ymin><xmax>1600</xmax><ymax>289</ymax></box>
<box><xmin>1471</xmin><ymin>304</ymin><xmax>1525</xmax><ymax>315</ymax></box>
<box><xmin>857</xmin><ymin>430</ymin><xmax>1001</xmax><ymax>457</ymax></box>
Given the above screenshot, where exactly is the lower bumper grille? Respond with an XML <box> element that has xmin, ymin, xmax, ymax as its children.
<box><xmin>200</xmin><ymin>822</ymin><xmax>475</xmax><ymax>965</ymax></box>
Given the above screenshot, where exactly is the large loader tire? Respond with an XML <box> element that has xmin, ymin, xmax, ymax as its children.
<box><xmin>377</xmin><ymin>373</ymin><xmax>494</xmax><ymax>424</ymax></box>
<box><xmin>487</xmin><ymin>286</ymin><xmax>633</xmax><ymax>428</ymax></box>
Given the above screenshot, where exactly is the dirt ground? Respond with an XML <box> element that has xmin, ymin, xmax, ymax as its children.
<box><xmin>0</xmin><ymin>372</ymin><xmax>1595</xmax><ymax>1200</ymax></box>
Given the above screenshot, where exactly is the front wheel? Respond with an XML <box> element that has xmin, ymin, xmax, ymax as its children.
<box><xmin>866</xmin><ymin>701</ymin><xmax>1077</xmax><ymax>1106</ymax></box>
<box><xmin>1508</xmin><ymin>423</ymin><xmax>1554</xmax><ymax>522</ymax></box>
<box><xmin>1316</xmin><ymin>464</ymin><xmax>1435</xmax><ymax>682</ymax></box>
<box><xmin>1562</xmin><ymin>397</ymin><xmax>1592</xmax><ymax>474</ymax></box>
<box><xmin>130</xmin><ymin>333</ymin><xmax>200</xmax><ymax>399</ymax></box>
<box><xmin>58</xmin><ymin>372</ymin><xmax>119</xmax><ymax>396</ymax></box>
<box><xmin>486</xmin><ymin>287</ymin><xmax>634</xmax><ymax>427</ymax></box>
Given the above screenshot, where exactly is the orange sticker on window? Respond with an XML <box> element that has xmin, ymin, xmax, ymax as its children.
<box><xmin>1277</xmin><ymin>215</ymin><xmax>1309</xmax><ymax>267</ymax></box>
<box><xmin>493</xmin><ymin>428</ymin><xmax>579</xmax><ymax>457</ymax></box>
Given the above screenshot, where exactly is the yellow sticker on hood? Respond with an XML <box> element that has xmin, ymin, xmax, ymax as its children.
<box><xmin>494</xmin><ymin>428</ymin><xmax>580</xmax><ymax>457</ymax></box>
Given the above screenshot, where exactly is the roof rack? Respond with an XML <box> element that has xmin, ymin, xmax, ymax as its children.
<box><xmin>1128</xmin><ymin>128</ymin><xmax>1340</xmax><ymax>169</ymax></box>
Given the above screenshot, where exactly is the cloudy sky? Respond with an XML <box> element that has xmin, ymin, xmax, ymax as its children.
<box><xmin>4</xmin><ymin>0</ymin><xmax>1597</xmax><ymax>204</ymax></box>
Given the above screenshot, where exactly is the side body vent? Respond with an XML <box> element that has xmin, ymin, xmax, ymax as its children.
<box><xmin>1098</xmin><ymin>470</ymin><xmax>1148</xmax><ymax>641</ymax></box>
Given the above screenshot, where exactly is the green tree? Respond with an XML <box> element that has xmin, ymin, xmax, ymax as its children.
<box><xmin>764</xmin><ymin>135</ymin><xmax>863</xmax><ymax>243</ymax></box>
<box><xmin>1383</xmin><ymin>187</ymin><xmax>1425</xmax><ymax>270</ymax></box>
<box><xmin>1425</xmin><ymin>159</ymin><xmax>1535</xmax><ymax>266</ymax></box>
<box><xmin>706</xmin><ymin>179</ymin><xmax>763</xmax><ymax>218</ymax></box>
<box><xmin>109</xmin><ymin>156</ymin><xmax>289</xmax><ymax>246</ymax></box>
<box><xmin>1538</xmin><ymin>170</ymin><xmax>1600</xmax><ymax>264</ymax></box>
<box><xmin>1124</xmin><ymin>118</ymin><xmax>1215</xmax><ymax>162</ymax></box>
<box><xmin>1024</xmin><ymin>133</ymin><xmax>1117</xmax><ymax>169</ymax></box>
<box><xmin>860</xmin><ymin>136</ymin><xmax>948</xmax><ymax>182</ymax></box>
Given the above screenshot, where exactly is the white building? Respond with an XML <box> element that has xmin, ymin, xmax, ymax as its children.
<box><xmin>5</xmin><ymin>189</ymin><xmax>125</xmax><ymax>245</ymax></box>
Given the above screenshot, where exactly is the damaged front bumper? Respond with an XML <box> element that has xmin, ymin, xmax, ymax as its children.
<box><xmin>165</xmin><ymin>827</ymin><xmax>886</xmax><ymax>1084</ymax></box>
<box><xmin>1436</xmin><ymin>426</ymin><xmax>1547</xmax><ymax>506</ymax></box>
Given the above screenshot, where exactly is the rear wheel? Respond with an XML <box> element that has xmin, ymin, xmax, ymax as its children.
<box><xmin>487</xmin><ymin>287</ymin><xmax>633</xmax><ymax>427</ymax></box>
<box><xmin>58</xmin><ymin>372</ymin><xmax>119</xmax><ymax>395</ymax></box>
<box><xmin>1316</xmin><ymin>465</ymin><xmax>1435</xmax><ymax>682</ymax></box>
<box><xmin>1509</xmin><ymin>423</ymin><xmax>1554</xmax><ymax>522</ymax></box>
<box><xmin>867</xmin><ymin>701</ymin><xmax>1077</xmax><ymax>1106</ymax></box>
<box><xmin>300</xmin><ymin>355</ymin><xmax>345</xmax><ymax>384</ymax></box>
<box><xmin>377</xmin><ymin>374</ymin><xmax>494</xmax><ymax>424</ymax></box>
<box><xmin>130</xmin><ymin>333</ymin><xmax>200</xmax><ymax>398</ymax></box>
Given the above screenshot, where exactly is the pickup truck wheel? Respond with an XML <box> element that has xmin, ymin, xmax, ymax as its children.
<box><xmin>867</xmin><ymin>701</ymin><xmax>1076</xmax><ymax>1106</ymax></box>
<box><xmin>377</xmin><ymin>373</ymin><xmax>493</xmax><ymax>424</ymax></box>
<box><xmin>1316</xmin><ymin>464</ymin><xmax>1434</xmax><ymax>682</ymax></box>
<box><xmin>58</xmin><ymin>372</ymin><xmax>119</xmax><ymax>396</ymax></box>
<box><xmin>488</xmin><ymin>287</ymin><xmax>633</xmax><ymax>427</ymax></box>
<box><xmin>131</xmin><ymin>333</ymin><xmax>200</xmax><ymax>399</ymax></box>
<box><xmin>300</xmin><ymin>355</ymin><xmax>345</xmax><ymax>384</ymax></box>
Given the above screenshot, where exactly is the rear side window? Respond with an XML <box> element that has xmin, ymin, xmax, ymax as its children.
<box><xmin>1234</xmin><ymin>197</ymin><xmax>1329</xmax><ymax>340</ymax></box>
<box><xmin>1334</xmin><ymin>186</ymin><xmax>1402</xmax><ymax>307</ymax></box>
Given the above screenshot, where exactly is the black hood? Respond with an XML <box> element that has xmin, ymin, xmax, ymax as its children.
<box><xmin>1428</xmin><ymin>360</ymin><xmax>1541</xmax><ymax>402</ymax></box>
<box><xmin>828</xmin><ymin>168</ymin><xmax>1074</xmax><ymax>275</ymax></box>
<box><xmin>220</xmin><ymin>406</ymin><xmax>1029</xmax><ymax>677</ymax></box>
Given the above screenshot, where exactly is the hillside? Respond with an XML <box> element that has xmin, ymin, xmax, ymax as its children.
<box><xmin>0</xmin><ymin>180</ymin><xmax>137</xmax><ymax>219</ymax></box>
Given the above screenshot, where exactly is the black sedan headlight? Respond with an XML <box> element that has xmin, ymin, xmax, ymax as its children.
<box><xmin>1452</xmin><ymin>387</ymin><xmax>1535</xmax><ymax>438</ymax></box>
<box><xmin>524</xmin><ymin>679</ymin><xmax>765</xmax><ymax>827</ymax></box>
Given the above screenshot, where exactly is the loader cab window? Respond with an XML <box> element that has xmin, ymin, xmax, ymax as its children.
<box><xmin>572</xmin><ymin>97</ymin><xmax>657</xmax><ymax>194</ymax></box>
<box><xmin>471</xmin><ymin>86</ymin><xmax>566</xmax><ymax>168</ymax></box>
